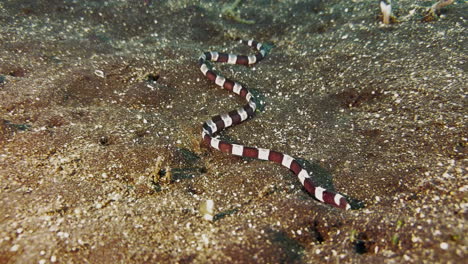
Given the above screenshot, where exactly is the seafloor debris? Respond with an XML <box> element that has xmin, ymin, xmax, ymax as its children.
<box><xmin>379</xmin><ymin>0</ymin><xmax>398</xmax><ymax>24</ymax></box>
<box><xmin>199</xmin><ymin>199</ymin><xmax>215</xmax><ymax>221</ymax></box>
<box><xmin>422</xmin><ymin>0</ymin><xmax>455</xmax><ymax>22</ymax></box>
<box><xmin>222</xmin><ymin>0</ymin><xmax>255</xmax><ymax>24</ymax></box>
<box><xmin>94</xmin><ymin>69</ymin><xmax>105</xmax><ymax>78</ymax></box>
<box><xmin>149</xmin><ymin>156</ymin><xmax>172</xmax><ymax>186</ymax></box>
<box><xmin>380</xmin><ymin>0</ymin><xmax>393</xmax><ymax>24</ymax></box>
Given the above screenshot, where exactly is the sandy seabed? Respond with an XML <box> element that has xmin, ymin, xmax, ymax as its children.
<box><xmin>0</xmin><ymin>0</ymin><xmax>466</xmax><ymax>263</ymax></box>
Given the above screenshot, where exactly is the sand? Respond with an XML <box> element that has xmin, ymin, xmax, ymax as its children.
<box><xmin>0</xmin><ymin>0</ymin><xmax>466</xmax><ymax>263</ymax></box>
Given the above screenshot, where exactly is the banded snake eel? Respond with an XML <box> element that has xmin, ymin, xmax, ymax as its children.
<box><xmin>199</xmin><ymin>40</ymin><xmax>350</xmax><ymax>210</ymax></box>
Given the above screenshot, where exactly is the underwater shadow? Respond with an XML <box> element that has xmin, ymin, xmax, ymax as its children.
<box><xmin>295</xmin><ymin>158</ymin><xmax>364</xmax><ymax>210</ymax></box>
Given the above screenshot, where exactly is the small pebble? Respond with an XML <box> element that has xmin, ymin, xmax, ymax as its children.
<box><xmin>440</xmin><ymin>242</ymin><xmax>449</xmax><ymax>250</ymax></box>
<box><xmin>10</xmin><ymin>244</ymin><xmax>19</xmax><ymax>252</ymax></box>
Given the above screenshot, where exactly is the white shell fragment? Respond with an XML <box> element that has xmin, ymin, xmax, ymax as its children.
<box><xmin>200</xmin><ymin>199</ymin><xmax>215</xmax><ymax>221</ymax></box>
<box><xmin>94</xmin><ymin>70</ymin><xmax>105</xmax><ymax>78</ymax></box>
